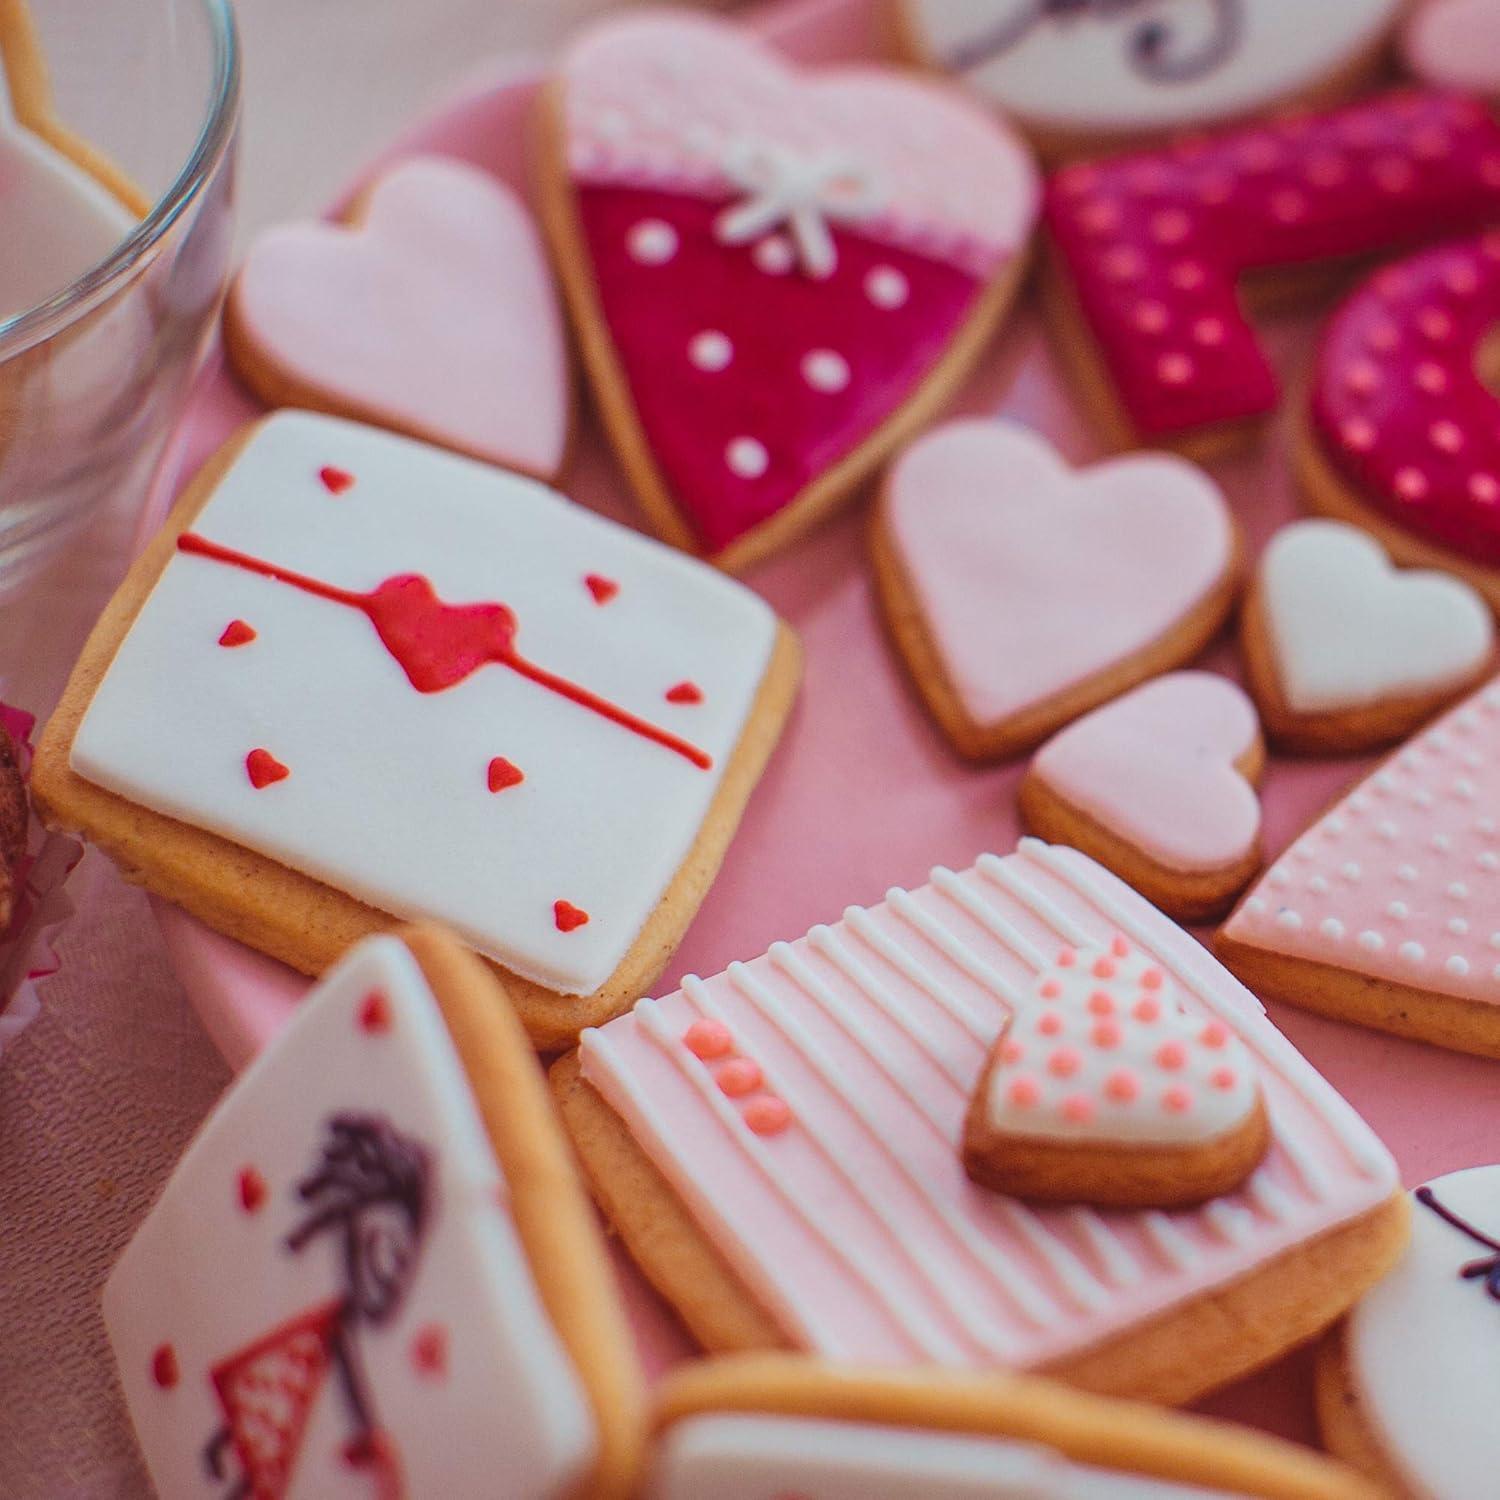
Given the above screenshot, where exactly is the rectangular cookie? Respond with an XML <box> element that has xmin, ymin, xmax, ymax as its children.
<box><xmin>32</xmin><ymin>410</ymin><xmax>800</xmax><ymax>1049</ymax></box>
<box><xmin>558</xmin><ymin>838</ymin><xmax>1407</xmax><ymax>1403</ymax></box>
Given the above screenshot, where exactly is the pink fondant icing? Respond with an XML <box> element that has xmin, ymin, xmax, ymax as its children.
<box><xmin>1223</xmin><ymin>677</ymin><xmax>1500</xmax><ymax>1007</ymax></box>
<box><xmin>558</xmin><ymin>13</ymin><xmax>1039</xmax><ymax>555</ymax></box>
<box><xmin>882</xmin><ymin>420</ymin><xmax>1233</xmax><ymax>726</ymax></box>
<box><xmin>1046</xmin><ymin>91</ymin><xmax>1500</xmax><ymax>440</ymax></box>
<box><xmin>1403</xmin><ymin>0</ymin><xmax>1500</xmax><ymax>95</ymax></box>
<box><xmin>1031</xmin><ymin>673</ymin><xmax>1261</xmax><ymax>872</ymax></box>
<box><xmin>1310</xmin><ymin>233</ymin><xmax>1500</xmax><ymax>567</ymax></box>
<box><xmin>230</xmin><ymin>155</ymin><xmax>568</xmax><ymax>477</ymax></box>
<box><xmin>579</xmin><ymin>840</ymin><xmax>1396</xmax><ymax>1369</ymax></box>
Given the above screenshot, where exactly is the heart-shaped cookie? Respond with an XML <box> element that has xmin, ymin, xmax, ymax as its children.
<box><xmin>1021</xmin><ymin>672</ymin><xmax>1263</xmax><ymax>922</ymax></box>
<box><xmin>1242</xmin><ymin>519</ymin><xmax>1495</xmax><ymax>753</ymax></box>
<box><xmin>874</xmin><ymin>419</ymin><xmax>1239</xmax><ymax>759</ymax></box>
<box><xmin>225</xmin><ymin>155</ymin><xmax>570</xmax><ymax>480</ymax></box>
<box><xmin>537</xmin><ymin>12</ymin><xmax>1039</xmax><ymax>571</ymax></box>
<box><xmin>963</xmin><ymin>934</ymin><xmax>1269</xmax><ymax>1209</ymax></box>
<box><xmin>1402</xmin><ymin>0</ymin><xmax>1500</xmax><ymax>93</ymax></box>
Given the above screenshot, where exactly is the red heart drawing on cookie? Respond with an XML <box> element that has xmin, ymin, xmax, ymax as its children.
<box><xmin>547</xmin><ymin>13</ymin><xmax>1038</xmax><ymax>566</ymax></box>
<box><xmin>878</xmin><ymin>419</ymin><xmax>1237</xmax><ymax>757</ymax></box>
<box><xmin>228</xmin><ymin>156</ymin><xmax>568</xmax><ymax>479</ymax></box>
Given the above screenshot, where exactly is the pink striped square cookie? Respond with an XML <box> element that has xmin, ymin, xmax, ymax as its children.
<box><xmin>556</xmin><ymin>840</ymin><xmax>1406</xmax><ymax>1404</ymax></box>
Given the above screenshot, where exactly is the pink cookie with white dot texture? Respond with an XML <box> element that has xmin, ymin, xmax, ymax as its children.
<box><xmin>535</xmin><ymin>11</ymin><xmax>1039</xmax><ymax>572</ymax></box>
<box><xmin>1219</xmin><ymin>675</ymin><xmax>1500</xmax><ymax>1058</ymax></box>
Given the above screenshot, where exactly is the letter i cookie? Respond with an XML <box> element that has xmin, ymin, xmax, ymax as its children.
<box><xmin>103</xmin><ymin>927</ymin><xmax>643</xmax><ymax>1499</ymax></box>
<box><xmin>534</xmin><ymin>12</ymin><xmax>1040</xmax><ymax>571</ymax></box>
<box><xmin>646</xmin><ymin>1354</ymin><xmax>1380</xmax><ymax>1499</ymax></box>
<box><xmin>1045</xmin><ymin>90</ymin><xmax>1500</xmax><ymax>454</ymax></box>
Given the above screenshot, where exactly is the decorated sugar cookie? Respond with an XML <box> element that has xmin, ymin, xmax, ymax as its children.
<box><xmin>1218</xmin><ymin>678</ymin><xmax>1500</xmax><ymax>1057</ymax></box>
<box><xmin>647</xmin><ymin>1355</ymin><xmax>1379</xmax><ymax>1500</ymax></box>
<box><xmin>1302</xmin><ymin>232</ymin><xmax>1500</xmax><ymax>610</ymax></box>
<box><xmin>872</xmin><ymin>420</ymin><xmax>1239</xmax><ymax>760</ymax></box>
<box><xmin>1045</xmin><ymin>91</ymin><xmax>1500</xmax><ymax>454</ymax></box>
<box><xmin>1020</xmin><ymin>672</ymin><xmax>1263</xmax><ymax>921</ymax></box>
<box><xmin>1241</xmin><ymin>520</ymin><xmax>1495</xmax><ymax>754</ymax></box>
<box><xmin>535</xmin><ymin>12</ymin><xmax>1040</xmax><ymax>571</ymax></box>
<box><xmin>103</xmin><ymin>927</ymin><xmax>642</xmax><ymax>1499</ymax></box>
<box><xmin>0</xmin><ymin>0</ymin><xmax>140</xmax><ymax>316</ymax></box>
<box><xmin>31</xmin><ymin>412</ymin><xmax>800</xmax><ymax>1049</ymax></box>
<box><xmin>963</xmin><ymin>932</ymin><xmax>1270</xmax><ymax>1208</ymax></box>
<box><xmin>558</xmin><ymin>839</ymin><xmax>1405</xmax><ymax>1405</ymax></box>
<box><xmin>895</xmin><ymin>0</ymin><xmax>1400</xmax><ymax>157</ymax></box>
<box><xmin>225</xmin><ymin>155</ymin><xmax>571</xmax><ymax>481</ymax></box>
<box><xmin>1402</xmin><ymin>0</ymin><xmax>1500</xmax><ymax>95</ymax></box>
<box><xmin>1318</xmin><ymin>1166</ymin><xmax>1499</xmax><ymax>1499</ymax></box>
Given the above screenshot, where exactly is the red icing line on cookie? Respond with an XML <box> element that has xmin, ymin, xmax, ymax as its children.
<box><xmin>245</xmin><ymin>748</ymin><xmax>290</xmax><ymax>789</ymax></box>
<box><xmin>218</xmin><ymin>619</ymin><xmax>256</xmax><ymax>648</ymax></box>
<box><xmin>237</xmin><ymin>1167</ymin><xmax>267</xmax><ymax>1214</ymax></box>
<box><xmin>151</xmin><ymin>1344</ymin><xmax>178</xmax><ymax>1389</ymax></box>
<box><xmin>486</xmin><ymin>756</ymin><xmax>524</xmax><ymax>793</ymax></box>
<box><xmin>554</xmin><ymin>899</ymin><xmax>590</xmax><ymax>933</ymax></box>
<box><xmin>176</xmin><ymin>532</ymin><xmax>712</xmax><ymax>770</ymax></box>
<box><xmin>1312</xmin><ymin>232</ymin><xmax>1500</xmax><ymax>566</ymax></box>
<box><xmin>319</xmin><ymin>465</ymin><xmax>355</xmax><ymax>495</ymax></box>
<box><xmin>574</xmin><ymin>185</ymin><xmax>984</xmax><ymax>553</ymax></box>
<box><xmin>584</xmin><ymin>573</ymin><xmax>619</xmax><ymax>604</ymax></box>
<box><xmin>1046</xmin><ymin>91</ymin><xmax>1500</xmax><ymax>439</ymax></box>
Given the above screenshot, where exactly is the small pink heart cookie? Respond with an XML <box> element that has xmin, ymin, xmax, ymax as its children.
<box><xmin>537</xmin><ymin>12</ymin><xmax>1039</xmax><ymax>571</ymax></box>
<box><xmin>873</xmin><ymin>419</ymin><xmax>1240</xmax><ymax>759</ymax></box>
<box><xmin>225</xmin><ymin>155</ymin><xmax>570</xmax><ymax>480</ymax></box>
<box><xmin>1402</xmin><ymin>0</ymin><xmax>1500</xmax><ymax>94</ymax></box>
<box><xmin>1021</xmin><ymin>672</ymin><xmax>1264</xmax><ymax>922</ymax></box>
<box><xmin>963</xmin><ymin>934</ymin><xmax>1270</xmax><ymax>1209</ymax></box>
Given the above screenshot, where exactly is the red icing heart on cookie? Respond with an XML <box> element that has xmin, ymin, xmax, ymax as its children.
<box><xmin>229</xmin><ymin>156</ymin><xmax>568</xmax><ymax>479</ymax></box>
<box><xmin>245</xmin><ymin>748</ymin><xmax>290</xmax><ymax>789</ymax></box>
<box><xmin>551</xmin><ymin>13</ymin><xmax>1038</xmax><ymax>563</ymax></box>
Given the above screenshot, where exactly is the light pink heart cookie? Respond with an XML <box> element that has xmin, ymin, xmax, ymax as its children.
<box><xmin>1402</xmin><ymin>0</ymin><xmax>1500</xmax><ymax>94</ymax></box>
<box><xmin>875</xmin><ymin>419</ymin><xmax>1240</xmax><ymax>759</ymax></box>
<box><xmin>1021</xmin><ymin>672</ymin><xmax>1264</xmax><ymax>923</ymax></box>
<box><xmin>541</xmin><ymin>12</ymin><xmax>1039</xmax><ymax>570</ymax></box>
<box><xmin>226</xmin><ymin>155</ymin><xmax>569</xmax><ymax>480</ymax></box>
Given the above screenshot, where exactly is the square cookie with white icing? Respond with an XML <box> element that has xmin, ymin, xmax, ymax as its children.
<box><xmin>104</xmin><ymin>926</ymin><xmax>642</xmax><ymax>1500</ymax></box>
<box><xmin>33</xmin><ymin>411</ymin><xmax>801</xmax><ymax>1048</ymax></box>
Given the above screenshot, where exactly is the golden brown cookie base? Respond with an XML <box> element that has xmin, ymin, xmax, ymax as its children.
<box><xmin>31</xmin><ymin>420</ymin><xmax>803</xmax><ymax>1053</ymax></box>
<box><xmin>533</xmin><ymin>77</ymin><xmax>1034</xmax><ymax>575</ymax></box>
<box><xmin>869</xmin><ymin>503</ymin><xmax>1244</xmax><ymax>761</ymax></box>
<box><xmin>1018</xmin><ymin>736</ymin><xmax>1264</xmax><ymax>924</ymax></box>
<box><xmin>656</xmin><ymin>1353</ymin><xmax>1384</xmax><ymax>1499</ymax></box>
<box><xmin>1239</xmin><ymin>577</ymin><xmax>1495</xmax><ymax>756</ymax></box>
<box><xmin>1313</xmin><ymin>1324</ymin><xmax>1414</xmax><ymax>1498</ymax></box>
<box><xmin>402</xmin><ymin>926</ymin><xmax>644</xmax><ymax>1498</ymax></box>
<box><xmin>553</xmin><ymin>1052</ymin><xmax>1411</xmax><ymax>1406</ymax></box>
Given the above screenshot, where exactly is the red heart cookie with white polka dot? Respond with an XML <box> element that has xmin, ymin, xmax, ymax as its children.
<box><xmin>964</xmin><ymin>935</ymin><xmax>1269</xmax><ymax>1208</ymax></box>
<box><xmin>538</xmin><ymin>12</ymin><xmax>1039</xmax><ymax>571</ymax></box>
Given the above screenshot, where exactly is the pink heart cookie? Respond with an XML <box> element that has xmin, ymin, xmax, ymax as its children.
<box><xmin>226</xmin><ymin>155</ymin><xmax>569</xmax><ymax>480</ymax></box>
<box><xmin>540</xmin><ymin>12</ymin><xmax>1039</xmax><ymax>571</ymax></box>
<box><xmin>964</xmin><ymin>933</ymin><xmax>1269</xmax><ymax>1209</ymax></box>
<box><xmin>1402</xmin><ymin>0</ymin><xmax>1500</xmax><ymax>94</ymax></box>
<box><xmin>874</xmin><ymin>419</ymin><xmax>1239</xmax><ymax>759</ymax></box>
<box><xmin>1021</xmin><ymin>672</ymin><xmax>1264</xmax><ymax>922</ymax></box>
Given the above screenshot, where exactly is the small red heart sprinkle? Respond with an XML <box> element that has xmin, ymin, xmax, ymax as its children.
<box><xmin>487</xmin><ymin>756</ymin><xmax>524</xmax><ymax>793</ymax></box>
<box><xmin>218</xmin><ymin>619</ymin><xmax>256</xmax><ymax>648</ymax></box>
<box><xmin>245</xmin><ymin>748</ymin><xmax>290</xmax><ymax>789</ymax></box>
<box><xmin>359</xmin><ymin>990</ymin><xmax>391</xmax><ymax>1033</ymax></box>
<box><xmin>411</xmin><ymin>1324</ymin><xmax>447</xmax><ymax>1378</ymax></box>
<box><xmin>151</xmin><ymin>1344</ymin><xmax>178</xmax><ymax>1389</ymax></box>
<box><xmin>554</xmin><ymin>899</ymin><xmax>590</xmax><ymax>932</ymax></box>
<box><xmin>237</xmin><ymin>1167</ymin><xmax>267</xmax><ymax>1214</ymax></box>
<box><xmin>319</xmin><ymin>465</ymin><xmax>355</xmax><ymax>495</ymax></box>
<box><xmin>584</xmin><ymin>573</ymin><xmax>619</xmax><ymax>604</ymax></box>
<box><xmin>665</xmin><ymin>681</ymin><xmax>703</xmax><ymax>705</ymax></box>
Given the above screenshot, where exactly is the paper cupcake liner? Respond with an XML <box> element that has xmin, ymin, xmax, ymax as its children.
<box><xmin>0</xmin><ymin>703</ymin><xmax>81</xmax><ymax>1059</ymax></box>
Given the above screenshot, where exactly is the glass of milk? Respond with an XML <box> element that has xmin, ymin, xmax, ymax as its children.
<box><xmin>0</xmin><ymin>0</ymin><xmax>239</xmax><ymax>595</ymax></box>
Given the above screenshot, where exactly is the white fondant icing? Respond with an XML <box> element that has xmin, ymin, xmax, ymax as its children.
<box><xmin>103</xmin><ymin>934</ymin><xmax>594</xmax><ymax>1499</ymax></box>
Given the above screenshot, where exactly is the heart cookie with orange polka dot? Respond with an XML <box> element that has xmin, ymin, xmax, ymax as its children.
<box><xmin>535</xmin><ymin>11</ymin><xmax>1040</xmax><ymax>572</ymax></box>
<box><xmin>964</xmin><ymin>934</ymin><xmax>1270</xmax><ymax>1209</ymax></box>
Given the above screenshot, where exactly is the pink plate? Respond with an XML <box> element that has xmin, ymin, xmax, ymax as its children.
<box><xmin>140</xmin><ymin>0</ymin><xmax>1500</xmax><ymax>1442</ymax></box>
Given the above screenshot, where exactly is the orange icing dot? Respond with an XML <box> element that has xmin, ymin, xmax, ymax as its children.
<box><xmin>743</xmin><ymin>1096</ymin><xmax>792</xmax><ymax>1136</ymax></box>
<box><xmin>1056</xmin><ymin>947</ymin><xmax>1077</xmax><ymax>968</ymax></box>
<box><xmin>1061</xmin><ymin>1094</ymin><xmax>1096</xmax><ymax>1125</ymax></box>
<box><xmin>1008</xmin><ymin>1076</ymin><xmax>1041</xmax><ymax>1108</ymax></box>
<box><xmin>1038</xmin><ymin>1012</ymin><xmax>1064</xmax><ymax>1037</ymax></box>
<box><xmin>1105</xmin><ymin>1069</ymin><xmax>1140</xmax><ymax>1103</ymax></box>
<box><xmin>717</xmin><ymin>1058</ymin><xmax>762</xmax><ymax>1097</ymax></box>
<box><xmin>1110</xmin><ymin>934</ymin><xmax>1130</xmax><ymax>958</ymax></box>
<box><xmin>1039</xmin><ymin>978</ymin><xmax>1062</xmax><ymax>999</ymax></box>
<box><xmin>1048</xmin><ymin>1047</ymin><xmax>1081</xmax><ymax>1078</ymax></box>
<box><xmin>1199</xmin><ymin>1020</ymin><xmax>1230</xmax><ymax>1049</ymax></box>
<box><xmin>683</xmin><ymin>1019</ymin><xmax>733</xmax><ymax>1060</ymax></box>
<box><xmin>1087</xmin><ymin>989</ymin><xmax>1114</xmax><ymax>1016</ymax></box>
<box><xmin>1091</xmin><ymin>956</ymin><xmax>1117</xmax><ymax>979</ymax></box>
<box><xmin>1162</xmin><ymin>1085</ymin><xmax>1195</xmax><ymax>1114</ymax></box>
<box><xmin>1210</xmin><ymin>1067</ymin><xmax>1239</xmax><ymax>1091</ymax></box>
<box><xmin>1155</xmin><ymin>1041</ymin><xmax>1188</xmax><ymax>1071</ymax></box>
<box><xmin>1132</xmin><ymin>997</ymin><xmax>1162</xmax><ymax>1022</ymax></box>
<box><xmin>1091</xmin><ymin>1020</ymin><xmax>1121</xmax><ymax>1050</ymax></box>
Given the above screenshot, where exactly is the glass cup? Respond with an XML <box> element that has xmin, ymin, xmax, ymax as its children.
<box><xmin>0</xmin><ymin>0</ymin><xmax>239</xmax><ymax>596</ymax></box>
